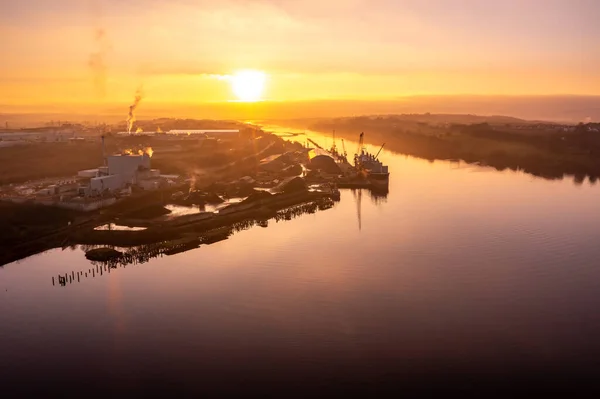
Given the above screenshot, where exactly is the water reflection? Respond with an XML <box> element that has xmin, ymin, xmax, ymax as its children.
<box><xmin>9</xmin><ymin>125</ymin><xmax>600</xmax><ymax>395</ymax></box>
<box><xmin>165</xmin><ymin>199</ymin><xmax>244</xmax><ymax>216</ymax></box>
<box><xmin>52</xmin><ymin>199</ymin><xmax>337</xmax><ymax>287</ymax></box>
<box><xmin>349</xmin><ymin>188</ymin><xmax>388</xmax><ymax>231</ymax></box>
<box><xmin>94</xmin><ymin>223</ymin><xmax>147</xmax><ymax>231</ymax></box>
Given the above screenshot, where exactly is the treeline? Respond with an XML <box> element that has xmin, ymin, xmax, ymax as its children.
<box><xmin>311</xmin><ymin>118</ymin><xmax>600</xmax><ymax>182</ymax></box>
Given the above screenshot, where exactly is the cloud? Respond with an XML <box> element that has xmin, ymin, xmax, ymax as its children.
<box><xmin>88</xmin><ymin>28</ymin><xmax>111</xmax><ymax>97</ymax></box>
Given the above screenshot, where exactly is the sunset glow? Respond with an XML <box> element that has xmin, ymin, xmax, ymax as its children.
<box><xmin>0</xmin><ymin>0</ymin><xmax>598</xmax><ymax>117</ymax></box>
<box><xmin>230</xmin><ymin>70</ymin><xmax>266</xmax><ymax>102</ymax></box>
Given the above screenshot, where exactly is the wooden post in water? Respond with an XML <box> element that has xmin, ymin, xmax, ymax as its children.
<box><xmin>52</xmin><ymin>277</ymin><xmax>55</xmax><ymax>286</ymax></box>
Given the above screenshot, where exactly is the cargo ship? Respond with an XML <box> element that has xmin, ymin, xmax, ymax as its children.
<box><xmin>354</xmin><ymin>133</ymin><xmax>389</xmax><ymax>189</ymax></box>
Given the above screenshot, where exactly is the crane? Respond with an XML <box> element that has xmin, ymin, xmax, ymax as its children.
<box><xmin>374</xmin><ymin>143</ymin><xmax>386</xmax><ymax>160</ymax></box>
<box><xmin>330</xmin><ymin>130</ymin><xmax>337</xmax><ymax>154</ymax></box>
<box><xmin>341</xmin><ymin>139</ymin><xmax>347</xmax><ymax>158</ymax></box>
<box><xmin>356</xmin><ymin>132</ymin><xmax>365</xmax><ymax>156</ymax></box>
<box><xmin>354</xmin><ymin>132</ymin><xmax>365</xmax><ymax>167</ymax></box>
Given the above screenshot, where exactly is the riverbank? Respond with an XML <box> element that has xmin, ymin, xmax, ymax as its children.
<box><xmin>299</xmin><ymin>116</ymin><xmax>600</xmax><ymax>182</ymax></box>
<box><xmin>0</xmin><ymin>183</ymin><xmax>337</xmax><ymax>266</ymax></box>
<box><xmin>74</xmin><ymin>190</ymin><xmax>335</xmax><ymax>247</ymax></box>
<box><xmin>0</xmin><ymin>127</ymin><xmax>300</xmax><ymax>265</ymax></box>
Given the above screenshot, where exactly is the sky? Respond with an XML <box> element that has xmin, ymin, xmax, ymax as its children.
<box><xmin>1</xmin><ymin>0</ymin><xmax>599</xmax><ymax>113</ymax></box>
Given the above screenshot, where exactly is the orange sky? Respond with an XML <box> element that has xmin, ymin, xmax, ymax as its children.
<box><xmin>1</xmin><ymin>0</ymin><xmax>599</xmax><ymax>111</ymax></box>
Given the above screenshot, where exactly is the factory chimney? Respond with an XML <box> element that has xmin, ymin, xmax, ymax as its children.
<box><xmin>101</xmin><ymin>135</ymin><xmax>106</xmax><ymax>166</ymax></box>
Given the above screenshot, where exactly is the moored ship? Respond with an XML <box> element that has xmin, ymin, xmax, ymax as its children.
<box><xmin>354</xmin><ymin>133</ymin><xmax>390</xmax><ymax>189</ymax></box>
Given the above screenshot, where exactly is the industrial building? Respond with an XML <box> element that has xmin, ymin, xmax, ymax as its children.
<box><xmin>107</xmin><ymin>154</ymin><xmax>151</xmax><ymax>184</ymax></box>
<box><xmin>166</xmin><ymin>130</ymin><xmax>239</xmax><ymax>136</ymax></box>
<box><xmin>0</xmin><ymin>130</ymin><xmax>76</xmax><ymax>142</ymax></box>
<box><xmin>89</xmin><ymin>174</ymin><xmax>122</xmax><ymax>194</ymax></box>
<box><xmin>116</xmin><ymin>129</ymin><xmax>239</xmax><ymax>137</ymax></box>
<box><xmin>0</xmin><ymin>142</ymin><xmax>180</xmax><ymax>211</ymax></box>
<box><xmin>78</xmin><ymin>153</ymin><xmax>161</xmax><ymax>197</ymax></box>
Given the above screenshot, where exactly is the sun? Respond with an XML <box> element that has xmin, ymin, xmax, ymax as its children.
<box><xmin>230</xmin><ymin>70</ymin><xmax>266</xmax><ymax>102</ymax></box>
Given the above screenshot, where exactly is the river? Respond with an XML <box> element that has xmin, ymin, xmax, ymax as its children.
<box><xmin>2</xmin><ymin>126</ymin><xmax>600</xmax><ymax>395</ymax></box>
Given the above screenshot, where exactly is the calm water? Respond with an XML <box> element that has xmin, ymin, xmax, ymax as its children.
<box><xmin>3</xmin><ymin>128</ymin><xmax>600</xmax><ymax>394</ymax></box>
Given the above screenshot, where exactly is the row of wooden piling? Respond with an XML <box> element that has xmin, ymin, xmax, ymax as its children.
<box><xmin>53</xmin><ymin>199</ymin><xmax>335</xmax><ymax>287</ymax></box>
<box><xmin>53</xmin><ymin>262</ymin><xmax>114</xmax><ymax>286</ymax></box>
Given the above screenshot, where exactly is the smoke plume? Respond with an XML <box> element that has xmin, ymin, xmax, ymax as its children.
<box><xmin>127</xmin><ymin>87</ymin><xmax>144</xmax><ymax>134</ymax></box>
<box><xmin>137</xmin><ymin>147</ymin><xmax>154</xmax><ymax>157</ymax></box>
<box><xmin>89</xmin><ymin>28</ymin><xmax>110</xmax><ymax>97</ymax></box>
<box><xmin>189</xmin><ymin>174</ymin><xmax>197</xmax><ymax>194</ymax></box>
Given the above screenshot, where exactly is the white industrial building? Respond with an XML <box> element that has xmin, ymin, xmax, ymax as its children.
<box><xmin>0</xmin><ymin>131</ymin><xmax>75</xmax><ymax>142</ymax></box>
<box><xmin>2</xmin><ymin>150</ymin><xmax>177</xmax><ymax>212</ymax></box>
<box><xmin>89</xmin><ymin>174</ymin><xmax>122</xmax><ymax>194</ymax></box>
<box><xmin>107</xmin><ymin>154</ymin><xmax>151</xmax><ymax>185</ymax></box>
<box><xmin>79</xmin><ymin>153</ymin><xmax>162</xmax><ymax>197</ymax></box>
<box><xmin>78</xmin><ymin>169</ymin><xmax>99</xmax><ymax>178</ymax></box>
<box><xmin>116</xmin><ymin>129</ymin><xmax>239</xmax><ymax>137</ymax></box>
<box><xmin>167</xmin><ymin>130</ymin><xmax>239</xmax><ymax>135</ymax></box>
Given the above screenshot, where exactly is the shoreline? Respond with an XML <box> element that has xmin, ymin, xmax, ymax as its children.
<box><xmin>0</xmin><ymin>189</ymin><xmax>337</xmax><ymax>267</ymax></box>
<box><xmin>74</xmin><ymin>189</ymin><xmax>334</xmax><ymax>247</ymax></box>
<box><xmin>296</xmin><ymin>119</ymin><xmax>600</xmax><ymax>182</ymax></box>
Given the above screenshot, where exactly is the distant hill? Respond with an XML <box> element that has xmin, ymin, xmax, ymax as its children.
<box><xmin>273</xmin><ymin>114</ymin><xmax>539</xmax><ymax>131</ymax></box>
<box><xmin>2</xmin><ymin>95</ymin><xmax>599</xmax><ymax>125</ymax></box>
<box><xmin>320</xmin><ymin>114</ymin><xmax>533</xmax><ymax>125</ymax></box>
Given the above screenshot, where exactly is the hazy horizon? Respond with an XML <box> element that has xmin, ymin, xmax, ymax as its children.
<box><xmin>2</xmin><ymin>95</ymin><xmax>600</xmax><ymax>125</ymax></box>
<box><xmin>2</xmin><ymin>0</ymin><xmax>599</xmax><ymax>113</ymax></box>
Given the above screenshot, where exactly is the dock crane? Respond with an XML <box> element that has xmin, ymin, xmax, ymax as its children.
<box><xmin>356</xmin><ymin>132</ymin><xmax>365</xmax><ymax>156</ymax></box>
<box><xmin>354</xmin><ymin>132</ymin><xmax>365</xmax><ymax>168</ymax></box>
<box><xmin>374</xmin><ymin>143</ymin><xmax>386</xmax><ymax>160</ymax></box>
<box><xmin>341</xmin><ymin>139</ymin><xmax>347</xmax><ymax>158</ymax></box>
<box><xmin>330</xmin><ymin>130</ymin><xmax>337</xmax><ymax>154</ymax></box>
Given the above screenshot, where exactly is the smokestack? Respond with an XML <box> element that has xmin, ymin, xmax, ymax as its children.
<box><xmin>101</xmin><ymin>135</ymin><xmax>106</xmax><ymax>166</ymax></box>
